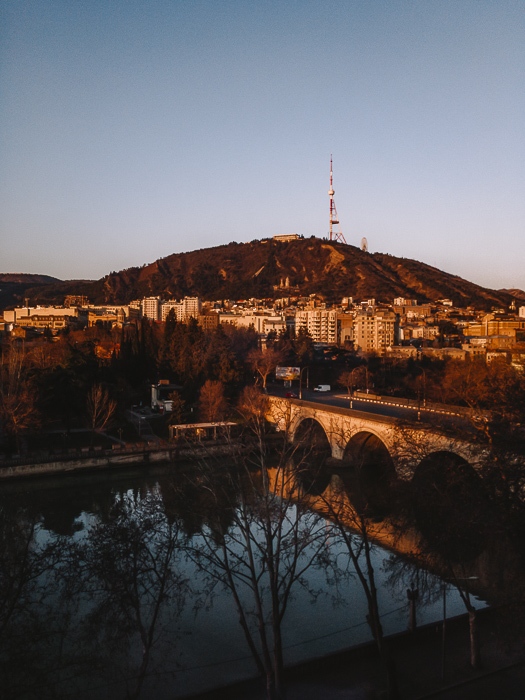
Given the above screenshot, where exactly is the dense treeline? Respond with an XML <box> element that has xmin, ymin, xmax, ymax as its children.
<box><xmin>0</xmin><ymin>317</ymin><xmax>325</xmax><ymax>452</ymax></box>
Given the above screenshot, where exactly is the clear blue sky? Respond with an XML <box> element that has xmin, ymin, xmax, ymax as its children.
<box><xmin>1</xmin><ymin>1</ymin><xmax>524</xmax><ymax>291</ymax></box>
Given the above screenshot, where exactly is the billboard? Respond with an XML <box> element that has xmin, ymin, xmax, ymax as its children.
<box><xmin>275</xmin><ymin>366</ymin><xmax>300</xmax><ymax>381</ymax></box>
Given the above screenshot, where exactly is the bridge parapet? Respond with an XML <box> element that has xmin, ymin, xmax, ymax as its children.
<box><xmin>267</xmin><ymin>396</ymin><xmax>486</xmax><ymax>481</ymax></box>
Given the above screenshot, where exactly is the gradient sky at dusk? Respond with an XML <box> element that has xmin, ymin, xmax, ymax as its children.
<box><xmin>1</xmin><ymin>1</ymin><xmax>524</xmax><ymax>291</ymax></box>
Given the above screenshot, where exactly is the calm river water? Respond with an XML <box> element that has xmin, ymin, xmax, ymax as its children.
<box><xmin>0</xmin><ymin>463</ymin><xmax>485</xmax><ymax>699</ymax></box>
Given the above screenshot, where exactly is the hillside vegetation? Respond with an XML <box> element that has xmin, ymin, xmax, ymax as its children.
<box><xmin>2</xmin><ymin>237</ymin><xmax>516</xmax><ymax>309</ymax></box>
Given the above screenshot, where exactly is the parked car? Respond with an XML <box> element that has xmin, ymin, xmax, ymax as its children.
<box><xmin>285</xmin><ymin>391</ymin><xmax>297</xmax><ymax>398</ymax></box>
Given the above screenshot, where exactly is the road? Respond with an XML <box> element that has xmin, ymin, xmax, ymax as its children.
<box><xmin>267</xmin><ymin>386</ymin><xmax>472</xmax><ymax>430</ymax></box>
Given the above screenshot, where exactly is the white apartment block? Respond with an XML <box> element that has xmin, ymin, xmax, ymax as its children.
<box><xmin>519</xmin><ymin>306</ymin><xmax>525</xmax><ymax>319</ymax></box>
<box><xmin>142</xmin><ymin>296</ymin><xmax>161</xmax><ymax>321</ymax></box>
<box><xmin>181</xmin><ymin>296</ymin><xmax>202</xmax><ymax>320</ymax></box>
<box><xmin>295</xmin><ymin>309</ymin><xmax>338</xmax><ymax>344</ymax></box>
<box><xmin>161</xmin><ymin>300</ymin><xmax>181</xmax><ymax>322</ymax></box>
<box><xmin>161</xmin><ymin>297</ymin><xmax>202</xmax><ymax>322</ymax></box>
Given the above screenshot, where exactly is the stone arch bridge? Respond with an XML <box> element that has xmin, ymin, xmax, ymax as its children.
<box><xmin>266</xmin><ymin>396</ymin><xmax>486</xmax><ymax>482</ymax></box>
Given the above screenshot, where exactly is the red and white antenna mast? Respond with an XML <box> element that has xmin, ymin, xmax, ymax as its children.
<box><xmin>328</xmin><ymin>155</ymin><xmax>346</xmax><ymax>244</ymax></box>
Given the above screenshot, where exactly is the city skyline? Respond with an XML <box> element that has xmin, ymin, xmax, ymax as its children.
<box><xmin>1</xmin><ymin>1</ymin><xmax>524</xmax><ymax>290</ymax></box>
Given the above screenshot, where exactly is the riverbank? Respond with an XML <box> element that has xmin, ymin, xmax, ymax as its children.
<box><xmin>188</xmin><ymin>604</ymin><xmax>525</xmax><ymax>699</ymax></box>
<box><xmin>0</xmin><ymin>439</ymin><xmax>248</xmax><ymax>481</ymax></box>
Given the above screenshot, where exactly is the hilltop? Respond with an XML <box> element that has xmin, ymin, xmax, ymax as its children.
<box><xmin>0</xmin><ymin>273</ymin><xmax>62</xmax><ymax>310</ymax></box>
<box><xmin>1</xmin><ymin>238</ymin><xmax>519</xmax><ymax>310</ymax></box>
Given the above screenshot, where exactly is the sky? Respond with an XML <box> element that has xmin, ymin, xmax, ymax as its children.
<box><xmin>1</xmin><ymin>1</ymin><xmax>524</xmax><ymax>291</ymax></box>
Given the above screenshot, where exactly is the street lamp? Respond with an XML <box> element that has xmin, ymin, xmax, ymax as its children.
<box><xmin>349</xmin><ymin>366</ymin><xmax>360</xmax><ymax>409</ymax></box>
<box><xmin>299</xmin><ymin>366</ymin><xmax>309</xmax><ymax>400</ymax></box>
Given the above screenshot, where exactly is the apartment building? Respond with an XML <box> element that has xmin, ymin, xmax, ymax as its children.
<box><xmin>352</xmin><ymin>310</ymin><xmax>397</xmax><ymax>353</ymax></box>
<box><xmin>161</xmin><ymin>297</ymin><xmax>202</xmax><ymax>322</ymax></box>
<box><xmin>338</xmin><ymin>313</ymin><xmax>354</xmax><ymax>345</ymax></box>
<box><xmin>181</xmin><ymin>296</ymin><xmax>202</xmax><ymax>320</ymax></box>
<box><xmin>295</xmin><ymin>309</ymin><xmax>338</xmax><ymax>344</ymax></box>
<box><xmin>142</xmin><ymin>296</ymin><xmax>161</xmax><ymax>321</ymax></box>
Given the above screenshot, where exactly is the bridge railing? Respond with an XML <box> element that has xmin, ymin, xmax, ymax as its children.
<box><xmin>348</xmin><ymin>391</ymin><xmax>482</xmax><ymax>418</ymax></box>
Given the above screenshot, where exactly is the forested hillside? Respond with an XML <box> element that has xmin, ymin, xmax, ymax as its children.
<box><xmin>3</xmin><ymin>237</ymin><xmax>517</xmax><ymax>309</ymax></box>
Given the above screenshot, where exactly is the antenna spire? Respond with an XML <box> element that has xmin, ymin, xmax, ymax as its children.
<box><xmin>328</xmin><ymin>155</ymin><xmax>346</xmax><ymax>244</ymax></box>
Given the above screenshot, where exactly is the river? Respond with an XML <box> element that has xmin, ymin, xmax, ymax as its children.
<box><xmin>0</xmin><ymin>461</ymin><xmax>484</xmax><ymax>699</ymax></box>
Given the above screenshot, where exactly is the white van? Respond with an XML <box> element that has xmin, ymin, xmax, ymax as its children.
<box><xmin>314</xmin><ymin>384</ymin><xmax>331</xmax><ymax>392</ymax></box>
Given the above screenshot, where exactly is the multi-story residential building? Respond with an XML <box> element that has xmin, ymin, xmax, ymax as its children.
<box><xmin>180</xmin><ymin>296</ymin><xmax>202</xmax><ymax>320</ymax></box>
<box><xmin>198</xmin><ymin>313</ymin><xmax>220</xmax><ymax>331</ymax></box>
<box><xmin>129</xmin><ymin>300</ymin><xmax>142</xmax><ymax>316</ymax></box>
<box><xmin>142</xmin><ymin>296</ymin><xmax>161</xmax><ymax>321</ymax></box>
<box><xmin>295</xmin><ymin>309</ymin><xmax>338</xmax><ymax>344</ymax></box>
<box><xmin>352</xmin><ymin>310</ymin><xmax>397</xmax><ymax>353</ymax></box>
<box><xmin>161</xmin><ymin>300</ymin><xmax>180</xmax><ymax>322</ymax></box>
<box><xmin>161</xmin><ymin>297</ymin><xmax>202</xmax><ymax>322</ymax></box>
<box><xmin>338</xmin><ymin>313</ymin><xmax>354</xmax><ymax>346</ymax></box>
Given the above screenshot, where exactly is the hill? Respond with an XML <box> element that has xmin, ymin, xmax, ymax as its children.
<box><xmin>500</xmin><ymin>288</ymin><xmax>525</xmax><ymax>302</ymax></box>
<box><xmin>3</xmin><ymin>238</ymin><xmax>517</xmax><ymax>310</ymax></box>
<box><xmin>0</xmin><ymin>273</ymin><xmax>63</xmax><ymax>310</ymax></box>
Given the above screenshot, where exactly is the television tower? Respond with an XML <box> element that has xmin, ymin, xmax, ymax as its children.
<box><xmin>328</xmin><ymin>155</ymin><xmax>346</xmax><ymax>244</ymax></box>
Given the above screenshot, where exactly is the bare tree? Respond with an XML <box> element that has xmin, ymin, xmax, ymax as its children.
<box><xmin>292</xmin><ymin>425</ymin><xmax>400</xmax><ymax>700</ymax></box>
<box><xmin>248</xmin><ymin>347</ymin><xmax>283</xmax><ymax>390</ymax></box>
<box><xmin>86</xmin><ymin>384</ymin><xmax>116</xmax><ymax>437</ymax></box>
<box><xmin>198</xmin><ymin>379</ymin><xmax>227</xmax><ymax>422</ymax></box>
<box><xmin>74</xmin><ymin>491</ymin><xmax>190</xmax><ymax>699</ymax></box>
<box><xmin>178</xmin><ymin>393</ymin><xmax>333</xmax><ymax>700</ymax></box>
<box><xmin>0</xmin><ymin>342</ymin><xmax>39</xmax><ymax>452</ymax></box>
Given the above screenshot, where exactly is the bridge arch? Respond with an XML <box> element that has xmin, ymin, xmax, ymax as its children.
<box><xmin>411</xmin><ymin>451</ymin><xmax>491</xmax><ymax>561</ymax></box>
<box><xmin>290</xmin><ymin>418</ymin><xmax>332</xmax><ymax>495</ymax></box>
<box><xmin>338</xmin><ymin>431</ymin><xmax>397</xmax><ymax>518</ymax></box>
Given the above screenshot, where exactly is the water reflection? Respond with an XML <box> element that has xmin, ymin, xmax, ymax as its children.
<box><xmin>0</xmin><ymin>464</ymin><xmax>480</xmax><ymax>700</ymax></box>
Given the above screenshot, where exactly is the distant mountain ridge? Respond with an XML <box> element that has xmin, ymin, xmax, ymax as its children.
<box><xmin>0</xmin><ymin>273</ymin><xmax>61</xmax><ymax>284</ymax></box>
<box><xmin>1</xmin><ymin>238</ymin><xmax>521</xmax><ymax>310</ymax></box>
<box><xmin>0</xmin><ymin>273</ymin><xmax>63</xmax><ymax>311</ymax></box>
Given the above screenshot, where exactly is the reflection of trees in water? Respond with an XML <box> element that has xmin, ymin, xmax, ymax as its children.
<box><xmin>68</xmin><ymin>488</ymin><xmax>190</xmax><ymax>699</ymax></box>
<box><xmin>4</xmin><ymin>414</ymin><xmax>522</xmax><ymax>700</ymax></box>
<box><xmin>0</xmin><ymin>485</ymin><xmax>191</xmax><ymax>700</ymax></box>
<box><xmin>0</xmin><ymin>501</ymin><xmax>69</xmax><ymax>699</ymax></box>
<box><xmin>174</xmin><ymin>461</ymin><xmax>332</xmax><ymax>700</ymax></box>
<box><xmin>301</xmin><ymin>464</ymin><xmax>401</xmax><ymax>700</ymax></box>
